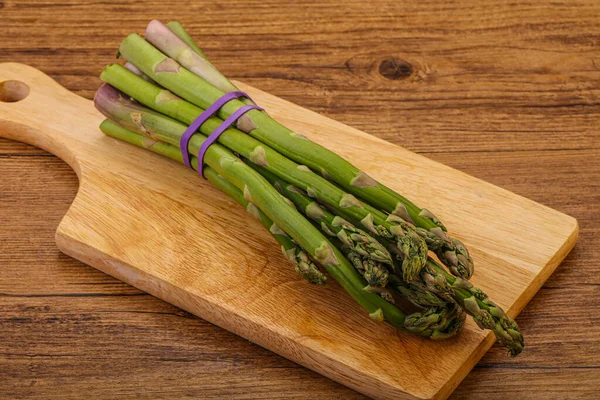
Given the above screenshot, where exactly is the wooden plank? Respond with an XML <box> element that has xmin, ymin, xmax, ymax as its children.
<box><xmin>2</xmin><ymin>1</ymin><xmax>600</xmax><ymax>156</ymax></box>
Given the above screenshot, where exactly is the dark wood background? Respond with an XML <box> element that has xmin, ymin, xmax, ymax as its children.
<box><xmin>1</xmin><ymin>1</ymin><xmax>599</xmax><ymax>398</ymax></box>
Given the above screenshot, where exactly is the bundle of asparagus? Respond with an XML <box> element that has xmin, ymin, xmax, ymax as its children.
<box><xmin>94</xmin><ymin>20</ymin><xmax>523</xmax><ymax>355</ymax></box>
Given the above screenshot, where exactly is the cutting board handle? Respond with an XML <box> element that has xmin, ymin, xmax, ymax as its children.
<box><xmin>0</xmin><ymin>62</ymin><xmax>104</xmax><ymax>176</ymax></box>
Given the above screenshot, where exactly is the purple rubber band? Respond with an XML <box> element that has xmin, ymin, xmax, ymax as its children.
<box><xmin>197</xmin><ymin>104</ymin><xmax>263</xmax><ymax>177</ymax></box>
<box><xmin>179</xmin><ymin>91</ymin><xmax>250</xmax><ymax>168</ymax></box>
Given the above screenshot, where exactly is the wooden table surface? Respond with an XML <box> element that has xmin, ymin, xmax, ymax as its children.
<box><xmin>1</xmin><ymin>1</ymin><xmax>599</xmax><ymax>399</ymax></box>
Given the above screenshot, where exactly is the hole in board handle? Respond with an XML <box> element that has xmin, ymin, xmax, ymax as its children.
<box><xmin>0</xmin><ymin>80</ymin><xmax>30</xmax><ymax>102</ymax></box>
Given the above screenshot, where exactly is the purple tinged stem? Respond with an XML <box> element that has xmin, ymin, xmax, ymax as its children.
<box><xmin>144</xmin><ymin>20</ymin><xmax>253</xmax><ymax>106</ymax></box>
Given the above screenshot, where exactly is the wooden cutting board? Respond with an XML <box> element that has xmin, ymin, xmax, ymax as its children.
<box><xmin>0</xmin><ymin>63</ymin><xmax>578</xmax><ymax>400</ymax></box>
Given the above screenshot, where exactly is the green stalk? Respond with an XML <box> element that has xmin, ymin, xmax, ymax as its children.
<box><xmin>248</xmin><ymin>162</ymin><xmax>393</xmax><ymax>267</ymax></box>
<box><xmin>165</xmin><ymin>21</ymin><xmax>206</xmax><ymax>58</ymax></box>
<box><xmin>204</xmin><ymin>167</ymin><xmax>327</xmax><ymax>285</ymax></box>
<box><xmin>147</xmin><ymin>20</ymin><xmax>253</xmax><ymax>106</ymax></box>
<box><xmin>95</xmin><ymin>88</ymin><xmax>407</xmax><ymax>328</ymax></box>
<box><xmin>99</xmin><ymin>64</ymin><xmax>427</xmax><ymax>282</ymax></box>
<box><xmin>116</xmin><ymin>32</ymin><xmax>474</xmax><ymax>280</ymax></box>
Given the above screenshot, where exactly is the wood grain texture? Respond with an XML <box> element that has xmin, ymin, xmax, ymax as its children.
<box><xmin>0</xmin><ymin>61</ymin><xmax>577</xmax><ymax>399</ymax></box>
<box><xmin>0</xmin><ymin>0</ymin><xmax>598</xmax><ymax>399</ymax></box>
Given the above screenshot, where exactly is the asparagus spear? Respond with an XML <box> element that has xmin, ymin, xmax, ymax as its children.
<box><xmin>392</xmin><ymin>278</ymin><xmax>449</xmax><ymax>308</ymax></box>
<box><xmin>95</xmin><ymin>88</ymin><xmax>408</xmax><ymax>329</ymax></box>
<box><xmin>390</xmin><ymin>253</ymin><xmax>523</xmax><ymax>354</ymax></box>
<box><xmin>317</xmin><ymin>222</ymin><xmax>456</xmax><ymax>335</ymax></box>
<box><xmin>212</xmin><ymin>159</ymin><xmax>457</xmax><ymax>315</ymax></box>
<box><xmin>165</xmin><ymin>21</ymin><xmax>207</xmax><ymax>58</ymax></box>
<box><xmin>99</xmin><ymin>64</ymin><xmax>427</xmax><ymax>282</ymax></box>
<box><xmin>248</xmin><ymin>162</ymin><xmax>393</xmax><ymax>267</ymax></box>
<box><xmin>305</xmin><ymin>211</ymin><xmax>448</xmax><ymax>308</ymax></box>
<box><xmin>346</xmin><ymin>250</ymin><xmax>390</xmax><ymax>289</ymax></box>
<box><xmin>204</xmin><ymin>166</ymin><xmax>327</xmax><ymax>285</ymax></box>
<box><xmin>323</xmin><ymin>233</ymin><xmax>392</xmax><ymax>297</ymax></box>
<box><xmin>426</xmin><ymin>258</ymin><xmax>524</xmax><ymax>356</ymax></box>
<box><xmin>117</xmin><ymin>31</ymin><xmax>474</xmax><ymax>280</ymax></box>
<box><xmin>319</xmin><ymin>228</ymin><xmax>459</xmax><ymax>333</ymax></box>
<box><xmin>416</xmin><ymin>261</ymin><xmax>456</xmax><ymax>304</ymax></box>
<box><xmin>165</xmin><ymin>20</ymin><xmax>253</xmax><ymax>108</ymax></box>
<box><xmin>403</xmin><ymin>304</ymin><xmax>466</xmax><ymax>340</ymax></box>
<box><xmin>146</xmin><ymin>20</ymin><xmax>254</xmax><ymax>106</ymax></box>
